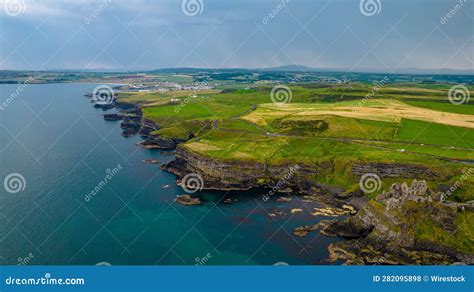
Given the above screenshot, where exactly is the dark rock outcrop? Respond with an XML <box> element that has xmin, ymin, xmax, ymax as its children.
<box><xmin>352</xmin><ymin>163</ymin><xmax>440</xmax><ymax>179</ymax></box>
<box><xmin>94</xmin><ymin>103</ymin><xmax>115</xmax><ymax>111</ymax></box>
<box><xmin>120</xmin><ymin>116</ymin><xmax>141</xmax><ymax>137</ymax></box>
<box><xmin>175</xmin><ymin>194</ymin><xmax>201</xmax><ymax>206</ymax></box>
<box><xmin>142</xmin><ymin>135</ymin><xmax>187</xmax><ymax>149</ymax></box>
<box><xmin>103</xmin><ymin>113</ymin><xmax>124</xmax><ymax>121</ymax></box>
<box><xmin>139</xmin><ymin>119</ymin><xmax>160</xmax><ymax>137</ymax></box>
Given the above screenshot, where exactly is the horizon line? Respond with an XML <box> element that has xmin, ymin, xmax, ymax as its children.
<box><xmin>1</xmin><ymin>65</ymin><xmax>473</xmax><ymax>75</ymax></box>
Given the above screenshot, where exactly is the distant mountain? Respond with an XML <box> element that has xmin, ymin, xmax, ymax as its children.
<box><xmin>261</xmin><ymin>65</ymin><xmax>316</xmax><ymax>72</ymax></box>
<box><xmin>46</xmin><ymin>68</ymin><xmax>133</xmax><ymax>73</ymax></box>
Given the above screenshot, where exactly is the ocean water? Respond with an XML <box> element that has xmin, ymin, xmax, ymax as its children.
<box><xmin>0</xmin><ymin>83</ymin><xmax>342</xmax><ymax>265</ymax></box>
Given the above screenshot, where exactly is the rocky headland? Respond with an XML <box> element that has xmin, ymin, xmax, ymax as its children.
<box><xmin>90</xmin><ymin>91</ymin><xmax>473</xmax><ymax>265</ymax></box>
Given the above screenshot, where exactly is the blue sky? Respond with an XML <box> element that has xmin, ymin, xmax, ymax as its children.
<box><xmin>0</xmin><ymin>0</ymin><xmax>472</xmax><ymax>71</ymax></box>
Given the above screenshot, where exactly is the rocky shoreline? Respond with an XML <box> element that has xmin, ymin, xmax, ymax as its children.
<box><xmin>90</xmin><ymin>92</ymin><xmax>473</xmax><ymax>265</ymax></box>
<box><xmin>320</xmin><ymin>180</ymin><xmax>474</xmax><ymax>265</ymax></box>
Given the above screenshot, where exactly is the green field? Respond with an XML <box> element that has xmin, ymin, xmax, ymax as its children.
<box><xmin>396</xmin><ymin>119</ymin><xmax>474</xmax><ymax>149</ymax></box>
<box><xmin>119</xmin><ymin>83</ymin><xmax>474</xmax><ymax>201</ymax></box>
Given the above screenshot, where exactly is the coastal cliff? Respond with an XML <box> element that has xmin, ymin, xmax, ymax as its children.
<box><xmin>103</xmin><ymin>93</ymin><xmax>473</xmax><ymax>266</ymax></box>
<box><xmin>161</xmin><ymin>146</ymin><xmax>473</xmax><ymax>264</ymax></box>
<box><xmin>162</xmin><ymin>146</ymin><xmax>316</xmax><ymax>191</ymax></box>
<box><xmin>162</xmin><ymin>146</ymin><xmax>445</xmax><ymax>198</ymax></box>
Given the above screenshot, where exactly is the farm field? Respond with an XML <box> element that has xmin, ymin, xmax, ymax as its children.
<box><xmin>118</xmin><ymin>83</ymin><xmax>474</xmax><ymax>202</ymax></box>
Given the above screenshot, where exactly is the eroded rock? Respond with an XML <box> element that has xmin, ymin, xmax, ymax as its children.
<box><xmin>175</xmin><ymin>194</ymin><xmax>202</xmax><ymax>206</ymax></box>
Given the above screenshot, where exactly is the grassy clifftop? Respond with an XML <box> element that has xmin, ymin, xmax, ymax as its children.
<box><xmin>118</xmin><ymin>83</ymin><xmax>474</xmax><ymax>201</ymax></box>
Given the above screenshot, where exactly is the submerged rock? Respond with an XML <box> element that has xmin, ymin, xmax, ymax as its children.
<box><xmin>143</xmin><ymin>158</ymin><xmax>160</xmax><ymax>164</ymax></box>
<box><xmin>277</xmin><ymin>197</ymin><xmax>292</xmax><ymax>202</ymax></box>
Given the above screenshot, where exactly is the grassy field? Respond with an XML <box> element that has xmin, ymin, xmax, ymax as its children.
<box><xmin>118</xmin><ymin>83</ymin><xmax>474</xmax><ymax>201</ymax></box>
<box><xmin>243</xmin><ymin>100</ymin><xmax>474</xmax><ymax>129</ymax></box>
<box><xmin>396</xmin><ymin>119</ymin><xmax>474</xmax><ymax>148</ymax></box>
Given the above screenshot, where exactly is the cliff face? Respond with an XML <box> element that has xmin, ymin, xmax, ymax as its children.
<box><xmin>142</xmin><ymin>135</ymin><xmax>185</xmax><ymax>149</ymax></box>
<box><xmin>164</xmin><ymin>147</ymin><xmax>473</xmax><ymax>264</ymax></box>
<box><xmin>352</xmin><ymin>163</ymin><xmax>440</xmax><ymax>179</ymax></box>
<box><xmin>162</xmin><ymin>147</ymin><xmax>445</xmax><ymax>198</ymax></box>
<box><xmin>139</xmin><ymin>118</ymin><xmax>160</xmax><ymax>136</ymax></box>
<box><xmin>162</xmin><ymin>147</ymin><xmax>320</xmax><ymax>191</ymax></box>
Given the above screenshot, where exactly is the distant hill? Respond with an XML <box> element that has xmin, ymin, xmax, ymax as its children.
<box><xmin>260</xmin><ymin>65</ymin><xmax>474</xmax><ymax>75</ymax></box>
<box><xmin>260</xmin><ymin>65</ymin><xmax>316</xmax><ymax>72</ymax></box>
<box><xmin>20</xmin><ymin>65</ymin><xmax>474</xmax><ymax>76</ymax></box>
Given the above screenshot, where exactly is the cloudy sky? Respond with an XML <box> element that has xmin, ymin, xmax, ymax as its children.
<box><xmin>0</xmin><ymin>0</ymin><xmax>472</xmax><ymax>71</ymax></box>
